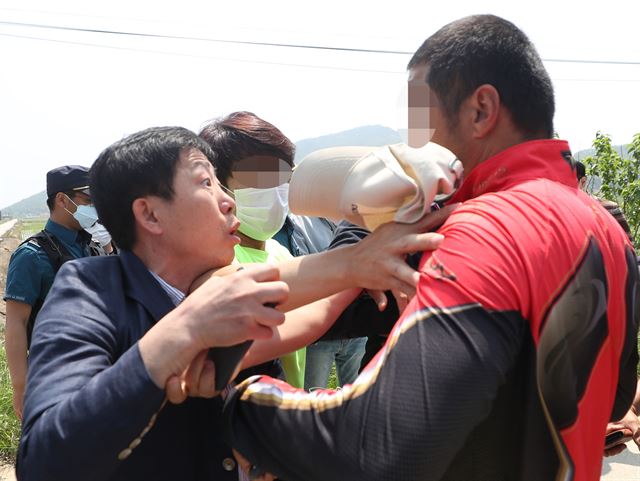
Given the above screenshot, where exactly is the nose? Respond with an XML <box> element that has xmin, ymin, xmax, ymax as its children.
<box><xmin>220</xmin><ymin>189</ymin><xmax>236</xmax><ymax>215</ymax></box>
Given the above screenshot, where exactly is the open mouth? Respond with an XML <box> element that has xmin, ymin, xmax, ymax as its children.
<box><xmin>229</xmin><ymin>220</ymin><xmax>241</xmax><ymax>236</ymax></box>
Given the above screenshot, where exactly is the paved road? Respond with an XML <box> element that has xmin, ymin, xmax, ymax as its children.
<box><xmin>0</xmin><ymin>441</ymin><xmax>636</xmax><ymax>480</ymax></box>
<box><xmin>0</xmin><ymin>442</ymin><xmax>637</xmax><ymax>479</ymax></box>
<box><xmin>601</xmin><ymin>439</ymin><xmax>640</xmax><ymax>480</ymax></box>
<box><xmin>0</xmin><ymin>219</ymin><xmax>17</xmax><ymax>238</ymax></box>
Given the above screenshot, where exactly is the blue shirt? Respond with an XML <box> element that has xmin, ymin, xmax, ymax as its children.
<box><xmin>273</xmin><ymin>215</ymin><xmax>335</xmax><ymax>257</ymax></box>
<box><xmin>3</xmin><ymin>219</ymin><xmax>92</xmax><ymax>307</ymax></box>
<box><xmin>149</xmin><ymin>270</ymin><xmax>185</xmax><ymax>306</ymax></box>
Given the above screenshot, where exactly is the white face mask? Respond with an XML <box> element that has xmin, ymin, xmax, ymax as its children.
<box><xmin>64</xmin><ymin>195</ymin><xmax>99</xmax><ymax>230</ymax></box>
<box><xmin>234</xmin><ymin>184</ymin><xmax>289</xmax><ymax>241</ymax></box>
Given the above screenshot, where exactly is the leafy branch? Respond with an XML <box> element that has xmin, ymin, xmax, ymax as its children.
<box><xmin>583</xmin><ymin>131</ymin><xmax>640</xmax><ymax>248</ymax></box>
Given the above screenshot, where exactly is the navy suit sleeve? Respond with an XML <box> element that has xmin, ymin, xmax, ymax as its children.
<box><xmin>18</xmin><ymin>260</ymin><xmax>165</xmax><ymax>481</ymax></box>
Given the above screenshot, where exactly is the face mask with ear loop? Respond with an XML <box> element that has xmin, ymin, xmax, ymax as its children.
<box><xmin>63</xmin><ymin>194</ymin><xmax>99</xmax><ymax>230</ymax></box>
<box><xmin>234</xmin><ymin>184</ymin><xmax>289</xmax><ymax>241</ymax></box>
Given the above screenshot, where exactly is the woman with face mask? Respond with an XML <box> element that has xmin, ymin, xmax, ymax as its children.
<box><xmin>199</xmin><ymin>112</ymin><xmax>306</xmax><ymax>387</ymax></box>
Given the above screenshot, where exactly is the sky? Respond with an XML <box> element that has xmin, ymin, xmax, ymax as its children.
<box><xmin>1</xmin><ymin>0</ymin><xmax>639</xmax><ymax>208</ymax></box>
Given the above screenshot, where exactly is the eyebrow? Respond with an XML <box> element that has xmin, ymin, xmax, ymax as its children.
<box><xmin>192</xmin><ymin>159</ymin><xmax>216</xmax><ymax>176</ymax></box>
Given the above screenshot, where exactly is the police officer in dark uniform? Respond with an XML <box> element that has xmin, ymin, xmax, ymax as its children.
<box><xmin>3</xmin><ymin>165</ymin><xmax>114</xmax><ymax>419</ymax></box>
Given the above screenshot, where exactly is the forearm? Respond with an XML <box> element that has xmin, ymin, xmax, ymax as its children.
<box><xmin>202</xmin><ymin>215</ymin><xmax>450</xmax><ymax>314</ymax></box>
<box><xmin>4</xmin><ymin>318</ymin><xmax>29</xmax><ymax>393</ymax></box>
<box><xmin>204</xmin><ymin>248</ymin><xmax>356</xmax><ymax>312</ymax></box>
<box><xmin>274</xmin><ymin>214</ymin><xmax>449</xmax><ymax>311</ymax></box>
<box><xmin>271</xmin><ymin>247</ymin><xmax>357</xmax><ymax>312</ymax></box>
<box><xmin>139</xmin><ymin>278</ymin><xmax>289</xmax><ymax>388</ymax></box>
<box><xmin>138</xmin><ymin>307</ymin><xmax>203</xmax><ymax>388</ymax></box>
<box><xmin>633</xmin><ymin>379</ymin><xmax>640</xmax><ymax>414</ymax></box>
<box><xmin>224</xmin><ymin>304</ymin><xmax>524</xmax><ymax>481</ymax></box>
<box><xmin>243</xmin><ymin>288</ymin><xmax>360</xmax><ymax>368</ymax></box>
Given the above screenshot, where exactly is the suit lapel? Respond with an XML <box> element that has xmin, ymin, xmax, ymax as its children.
<box><xmin>119</xmin><ymin>250</ymin><xmax>177</xmax><ymax>323</ymax></box>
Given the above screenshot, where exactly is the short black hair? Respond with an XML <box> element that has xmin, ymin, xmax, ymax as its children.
<box><xmin>408</xmin><ymin>15</ymin><xmax>555</xmax><ymax>139</ymax></box>
<box><xmin>575</xmin><ymin>161</ymin><xmax>586</xmax><ymax>180</ymax></box>
<box><xmin>199</xmin><ymin>111</ymin><xmax>295</xmax><ymax>187</ymax></box>
<box><xmin>90</xmin><ymin>126</ymin><xmax>216</xmax><ymax>250</ymax></box>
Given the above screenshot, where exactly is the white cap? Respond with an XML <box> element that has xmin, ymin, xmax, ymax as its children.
<box><xmin>289</xmin><ymin>142</ymin><xmax>462</xmax><ymax>230</ymax></box>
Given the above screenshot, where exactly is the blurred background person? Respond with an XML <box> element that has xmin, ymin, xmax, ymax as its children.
<box><xmin>576</xmin><ymin>160</ymin><xmax>633</xmax><ymax>242</ymax></box>
<box><xmin>275</xmin><ymin>212</ymin><xmax>370</xmax><ymax>390</ymax></box>
<box><xmin>200</xmin><ymin>111</ymin><xmax>307</xmax><ymax>387</ymax></box>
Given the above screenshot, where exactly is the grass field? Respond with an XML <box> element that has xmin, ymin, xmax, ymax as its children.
<box><xmin>0</xmin><ymin>328</ymin><xmax>20</xmax><ymax>463</ymax></box>
<box><xmin>18</xmin><ymin>218</ymin><xmax>46</xmax><ymax>241</ymax></box>
<box><xmin>0</xmin><ymin>220</ymin><xmax>23</xmax><ymax>463</ymax></box>
<box><xmin>327</xmin><ymin>364</ymin><xmax>338</xmax><ymax>389</ymax></box>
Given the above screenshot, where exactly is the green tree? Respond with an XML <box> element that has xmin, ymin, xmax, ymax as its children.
<box><xmin>582</xmin><ymin>131</ymin><xmax>640</xmax><ymax>247</ymax></box>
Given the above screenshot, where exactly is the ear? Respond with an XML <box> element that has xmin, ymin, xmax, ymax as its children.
<box><xmin>579</xmin><ymin>177</ymin><xmax>587</xmax><ymax>190</ymax></box>
<box><xmin>132</xmin><ymin>197</ymin><xmax>163</xmax><ymax>236</ymax></box>
<box><xmin>55</xmin><ymin>192</ymin><xmax>71</xmax><ymax>211</ymax></box>
<box><xmin>467</xmin><ymin>84</ymin><xmax>500</xmax><ymax>139</ymax></box>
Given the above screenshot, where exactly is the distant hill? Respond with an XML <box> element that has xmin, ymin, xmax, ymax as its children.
<box><xmin>573</xmin><ymin>143</ymin><xmax>633</xmax><ymax>193</ymax></box>
<box><xmin>574</xmin><ymin>144</ymin><xmax>630</xmax><ymax>160</ymax></box>
<box><xmin>2</xmin><ymin>125</ymin><xmax>403</xmax><ymax>218</ymax></box>
<box><xmin>2</xmin><ymin>191</ymin><xmax>47</xmax><ymax>219</ymax></box>
<box><xmin>294</xmin><ymin>125</ymin><xmax>402</xmax><ymax>163</ymax></box>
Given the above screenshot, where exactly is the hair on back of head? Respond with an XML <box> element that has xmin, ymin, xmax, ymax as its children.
<box><xmin>199</xmin><ymin>111</ymin><xmax>295</xmax><ymax>187</ymax></box>
<box><xmin>575</xmin><ymin>161</ymin><xmax>586</xmax><ymax>180</ymax></box>
<box><xmin>408</xmin><ymin>14</ymin><xmax>555</xmax><ymax>139</ymax></box>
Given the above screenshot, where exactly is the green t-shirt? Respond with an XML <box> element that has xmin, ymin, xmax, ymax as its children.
<box><xmin>234</xmin><ymin>240</ymin><xmax>306</xmax><ymax>388</ymax></box>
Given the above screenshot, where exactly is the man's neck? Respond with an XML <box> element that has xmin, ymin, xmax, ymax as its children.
<box><xmin>132</xmin><ymin>244</ymin><xmax>195</xmax><ymax>293</ymax></box>
<box><xmin>462</xmin><ymin>129</ymin><xmax>531</xmax><ymax>176</ymax></box>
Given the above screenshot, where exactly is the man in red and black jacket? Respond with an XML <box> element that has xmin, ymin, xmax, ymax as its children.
<box><xmin>221</xmin><ymin>15</ymin><xmax>639</xmax><ymax>481</ymax></box>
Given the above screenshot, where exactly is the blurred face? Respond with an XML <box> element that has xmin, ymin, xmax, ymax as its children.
<box><xmin>407</xmin><ymin>64</ymin><xmax>465</xmax><ymax>158</ymax></box>
<box><xmin>407</xmin><ymin>64</ymin><xmax>433</xmax><ymax>148</ymax></box>
<box><xmin>227</xmin><ymin>155</ymin><xmax>292</xmax><ymax>190</ymax></box>
<box><xmin>155</xmin><ymin>148</ymin><xmax>240</xmax><ymax>269</ymax></box>
<box><xmin>227</xmin><ymin>154</ymin><xmax>291</xmax><ymax>243</ymax></box>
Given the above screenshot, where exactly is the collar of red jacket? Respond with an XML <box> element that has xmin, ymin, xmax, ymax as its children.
<box><xmin>449</xmin><ymin>139</ymin><xmax>577</xmax><ymax>203</ymax></box>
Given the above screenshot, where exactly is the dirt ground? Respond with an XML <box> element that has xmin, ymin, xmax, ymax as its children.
<box><xmin>0</xmin><ymin>223</ymin><xmax>20</xmax><ymax>332</ymax></box>
<box><xmin>0</xmin><ymin>465</ymin><xmax>15</xmax><ymax>481</ymax></box>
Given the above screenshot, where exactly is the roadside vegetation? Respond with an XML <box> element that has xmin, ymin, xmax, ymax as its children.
<box><xmin>0</xmin><ymin>330</ymin><xmax>20</xmax><ymax>462</ymax></box>
<box><xmin>0</xmin><ymin>221</ymin><xmax>27</xmax><ymax>463</ymax></box>
<box><xmin>17</xmin><ymin>218</ymin><xmax>46</xmax><ymax>241</ymax></box>
<box><xmin>582</xmin><ymin>132</ymin><xmax>640</xmax><ymax>248</ymax></box>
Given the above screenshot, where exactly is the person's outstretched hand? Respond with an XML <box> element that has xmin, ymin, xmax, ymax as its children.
<box><xmin>604</xmin><ymin>406</ymin><xmax>640</xmax><ymax>457</ymax></box>
<box><xmin>140</xmin><ymin>264</ymin><xmax>288</xmax><ymax>392</ymax></box>
<box><xmin>358</xmin><ymin>204</ymin><xmax>458</xmax><ymax>308</ymax></box>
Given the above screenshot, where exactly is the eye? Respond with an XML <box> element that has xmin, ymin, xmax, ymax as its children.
<box><xmin>201</xmin><ymin>177</ymin><xmax>213</xmax><ymax>187</ymax></box>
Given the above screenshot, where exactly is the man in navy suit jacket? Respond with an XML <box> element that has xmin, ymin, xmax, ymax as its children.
<box><xmin>17</xmin><ymin>126</ymin><xmax>446</xmax><ymax>481</ymax></box>
<box><xmin>18</xmin><ymin>127</ymin><xmax>291</xmax><ymax>481</ymax></box>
